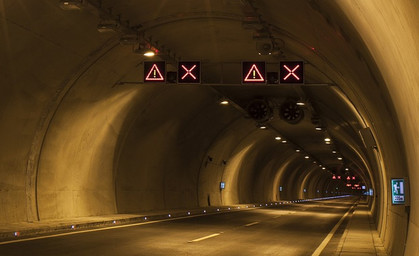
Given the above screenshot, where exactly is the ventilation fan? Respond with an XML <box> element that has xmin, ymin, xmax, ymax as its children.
<box><xmin>280</xmin><ymin>101</ymin><xmax>304</xmax><ymax>124</ymax></box>
<box><xmin>247</xmin><ymin>99</ymin><xmax>273</xmax><ymax>122</ymax></box>
<box><xmin>256</xmin><ymin>42</ymin><xmax>273</xmax><ymax>55</ymax></box>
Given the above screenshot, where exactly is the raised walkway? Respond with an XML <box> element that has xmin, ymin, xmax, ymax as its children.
<box><xmin>334</xmin><ymin>203</ymin><xmax>387</xmax><ymax>256</ymax></box>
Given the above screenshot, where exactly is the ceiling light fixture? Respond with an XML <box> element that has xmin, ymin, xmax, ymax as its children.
<box><xmin>338</xmin><ymin>157</ymin><xmax>343</xmax><ymax>161</ymax></box>
<box><xmin>97</xmin><ymin>20</ymin><xmax>120</xmax><ymax>33</ymax></box>
<box><xmin>220</xmin><ymin>100</ymin><xmax>229</xmax><ymax>105</ymax></box>
<box><xmin>256</xmin><ymin>123</ymin><xmax>267</xmax><ymax>130</ymax></box>
<box><xmin>59</xmin><ymin>0</ymin><xmax>84</xmax><ymax>10</ymax></box>
<box><xmin>324</xmin><ymin>138</ymin><xmax>331</xmax><ymax>142</ymax></box>
<box><xmin>143</xmin><ymin>50</ymin><xmax>155</xmax><ymax>57</ymax></box>
<box><xmin>295</xmin><ymin>149</ymin><xmax>301</xmax><ymax>152</ymax></box>
<box><xmin>275</xmin><ymin>136</ymin><xmax>282</xmax><ymax>141</ymax></box>
<box><xmin>304</xmin><ymin>156</ymin><xmax>310</xmax><ymax>159</ymax></box>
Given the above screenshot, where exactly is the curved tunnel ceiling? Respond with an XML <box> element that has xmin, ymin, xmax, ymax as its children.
<box><xmin>0</xmin><ymin>0</ymin><xmax>390</xmax><ymax>217</ymax></box>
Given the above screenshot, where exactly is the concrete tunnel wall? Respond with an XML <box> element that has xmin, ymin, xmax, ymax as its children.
<box><xmin>0</xmin><ymin>1</ymin><xmax>418</xmax><ymax>255</ymax></box>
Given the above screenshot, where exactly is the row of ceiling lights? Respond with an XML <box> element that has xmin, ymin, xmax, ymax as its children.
<box><xmin>217</xmin><ymin>91</ymin><xmax>346</xmax><ymax>173</ymax></box>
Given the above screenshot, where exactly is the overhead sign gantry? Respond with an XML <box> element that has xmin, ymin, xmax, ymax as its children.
<box><xmin>142</xmin><ymin>61</ymin><xmax>304</xmax><ymax>85</ymax></box>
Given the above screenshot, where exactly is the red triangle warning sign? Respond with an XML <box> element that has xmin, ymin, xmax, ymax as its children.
<box><xmin>145</xmin><ymin>64</ymin><xmax>164</xmax><ymax>81</ymax></box>
<box><xmin>244</xmin><ymin>64</ymin><xmax>265</xmax><ymax>82</ymax></box>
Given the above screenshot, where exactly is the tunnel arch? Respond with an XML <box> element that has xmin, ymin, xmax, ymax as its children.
<box><xmin>0</xmin><ymin>1</ymin><xmax>417</xmax><ymax>255</ymax></box>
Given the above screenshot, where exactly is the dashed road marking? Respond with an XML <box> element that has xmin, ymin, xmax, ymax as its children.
<box><xmin>243</xmin><ymin>221</ymin><xmax>259</xmax><ymax>227</ymax></box>
<box><xmin>188</xmin><ymin>233</ymin><xmax>221</xmax><ymax>243</ymax></box>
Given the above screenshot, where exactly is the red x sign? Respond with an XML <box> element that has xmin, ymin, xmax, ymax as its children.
<box><xmin>178</xmin><ymin>61</ymin><xmax>201</xmax><ymax>84</ymax></box>
<box><xmin>279</xmin><ymin>61</ymin><xmax>304</xmax><ymax>84</ymax></box>
<box><xmin>181</xmin><ymin>65</ymin><xmax>197</xmax><ymax>80</ymax></box>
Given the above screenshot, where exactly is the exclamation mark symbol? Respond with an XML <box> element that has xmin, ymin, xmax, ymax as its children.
<box><xmin>253</xmin><ymin>70</ymin><xmax>256</xmax><ymax>79</ymax></box>
<box><xmin>153</xmin><ymin>69</ymin><xmax>156</xmax><ymax>78</ymax></box>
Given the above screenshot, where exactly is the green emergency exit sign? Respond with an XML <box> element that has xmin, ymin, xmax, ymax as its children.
<box><xmin>391</xmin><ymin>179</ymin><xmax>405</xmax><ymax>205</ymax></box>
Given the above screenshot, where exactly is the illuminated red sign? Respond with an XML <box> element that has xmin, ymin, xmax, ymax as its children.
<box><xmin>144</xmin><ymin>61</ymin><xmax>165</xmax><ymax>82</ymax></box>
<box><xmin>242</xmin><ymin>62</ymin><xmax>266</xmax><ymax>84</ymax></box>
<box><xmin>280</xmin><ymin>61</ymin><xmax>304</xmax><ymax>84</ymax></box>
<box><xmin>337</xmin><ymin>176</ymin><xmax>341</xmax><ymax>180</ymax></box>
<box><xmin>332</xmin><ymin>175</ymin><xmax>336</xmax><ymax>180</ymax></box>
<box><xmin>178</xmin><ymin>61</ymin><xmax>201</xmax><ymax>84</ymax></box>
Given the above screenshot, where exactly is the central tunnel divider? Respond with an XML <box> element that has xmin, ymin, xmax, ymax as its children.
<box><xmin>0</xmin><ymin>195</ymin><xmax>353</xmax><ymax>244</ymax></box>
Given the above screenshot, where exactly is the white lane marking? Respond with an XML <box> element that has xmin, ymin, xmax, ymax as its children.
<box><xmin>0</xmin><ymin>211</ymin><xmax>236</xmax><ymax>246</ymax></box>
<box><xmin>188</xmin><ymin>233</ymin><xmax>221</xmax><ymax>243</ymax></box>
<box><xmin>311</xmin><ymin>204</ymin><xmax>356</xmax><ymax>256</ymax></box>
<box><xmin>244</xmin><ymin>221</ymin><xmax>259</xmax><ymax>227</ymax></box>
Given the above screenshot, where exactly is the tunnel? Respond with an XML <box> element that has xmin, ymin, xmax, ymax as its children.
<box><xmin>0</xmin><ymin>0</ymin><xmax>418</xmax><ymax>255</ymax></box>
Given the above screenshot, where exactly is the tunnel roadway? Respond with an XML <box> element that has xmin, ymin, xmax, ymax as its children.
<box><xmin>0</xmin><ymin>197</ymin><xmax>357</xmax><ymax>256</ymax></box>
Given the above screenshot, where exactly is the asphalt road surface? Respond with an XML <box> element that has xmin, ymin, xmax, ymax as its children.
<box><xmin>0</xmin><ymin>197</ymin><xmax>357</xmax><ymax>256</ymax></box>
